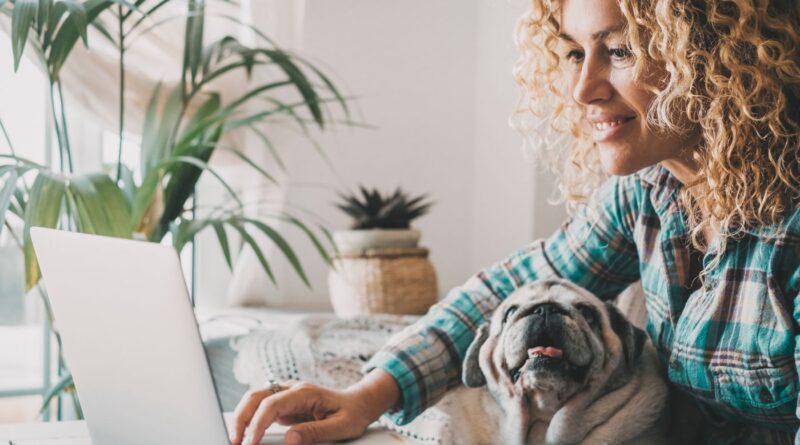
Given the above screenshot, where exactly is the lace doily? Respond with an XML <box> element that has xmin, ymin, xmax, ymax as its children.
<box><xmin>231</xmin><ymin>314</ymin><xmax>493</xmax><ymax>445</ymax></box>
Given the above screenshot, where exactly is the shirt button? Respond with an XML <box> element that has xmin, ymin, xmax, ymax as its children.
<box><xmin>759</xmin><ymin>388</ymin><xmax>772</xmax><ymax>403</ymax></box>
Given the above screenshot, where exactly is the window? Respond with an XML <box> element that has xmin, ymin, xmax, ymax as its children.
<box><xmin>0</xmin><ymin>32</ymin><xmax>55</xmax><ymax>422</ymax></box>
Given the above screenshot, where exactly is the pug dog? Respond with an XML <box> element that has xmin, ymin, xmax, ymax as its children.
<box><xmin>461</xmin><ymin>279</ymin><xmax>669</xmax><ymax>445</ymax></box>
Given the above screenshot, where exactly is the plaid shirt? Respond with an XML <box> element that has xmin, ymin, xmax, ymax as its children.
<box><xmin>366</xmin><ymin>165</ymin><xmax>800</xmax><ymax>445</ymax></box>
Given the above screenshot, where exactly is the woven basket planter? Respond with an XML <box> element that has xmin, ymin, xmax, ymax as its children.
<box><xmin>328</xmin><ymin>246</ymin><xmax>438</xmax><ymax>317</ymax></box>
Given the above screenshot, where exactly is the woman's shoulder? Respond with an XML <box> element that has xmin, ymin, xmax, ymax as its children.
<box><xmin>739</xmin><ymin>203</ymin><xmax>800</xmax><ymax>244</ymax></box>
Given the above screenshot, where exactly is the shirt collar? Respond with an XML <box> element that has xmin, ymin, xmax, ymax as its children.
<box><xmin>638</xmin><ymin>164</ymin><xmax>792</xmax><ymax>239</ymax></box>
<box><xmin>637</xmin><ymin>164</ymin><xmax>684</xmax><ymax>212</ymax></box>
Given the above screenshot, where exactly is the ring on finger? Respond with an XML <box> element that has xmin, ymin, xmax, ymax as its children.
<box><xmin>267</xmin><ymin>381</ymin><xmax>285</xmax><ymax>394</ymax></box>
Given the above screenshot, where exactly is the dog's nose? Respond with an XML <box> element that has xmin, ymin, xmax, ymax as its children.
<box><xmin>532</xmin><ymin>303</ymin><xmax>562</xmax><ymax>317</ymax></box>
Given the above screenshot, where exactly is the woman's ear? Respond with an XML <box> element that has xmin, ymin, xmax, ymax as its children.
<box><xmin>462</xmin><ymin>323</ymin><xmax>490</xmax><ymax>388</ymax></box>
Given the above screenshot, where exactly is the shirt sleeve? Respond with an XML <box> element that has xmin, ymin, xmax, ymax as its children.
<box><xmin>795</xmin><ymin>337</ymin><xmax>800</xmax><ymax>444</ymax></box>
<box><xmin>791</xmin><ymin>269</ymin><xmax>800</xmax><ymax>445</ymax></box>
<box><xmin>364</xmin><ymin>175</ymin><xmax>642</xmax><ymax>425</ymax></box>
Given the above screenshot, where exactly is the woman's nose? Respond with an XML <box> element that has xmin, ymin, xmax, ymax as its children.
<box><xmin>571</xmin><ymin>56</ymin><xmax>612</xmax><ymax>106</ymax></box>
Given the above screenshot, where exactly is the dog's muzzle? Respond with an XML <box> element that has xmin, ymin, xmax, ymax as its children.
<box><xmin>505</xmin><ymin>303</ymin><xmax>592</xmax><ymax>384</ymax></box>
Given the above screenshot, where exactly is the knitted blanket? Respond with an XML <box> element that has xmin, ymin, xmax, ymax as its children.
<box><xmin>231</xmin><ymin>314</ymin><xmax>491</xmax><ymax>445</ymax></box>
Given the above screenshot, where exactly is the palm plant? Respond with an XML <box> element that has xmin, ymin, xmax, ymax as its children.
<box><xmin>0</xmin><ymin>0</ymin><xmax>352</xmax><ymax>417</ymax></box>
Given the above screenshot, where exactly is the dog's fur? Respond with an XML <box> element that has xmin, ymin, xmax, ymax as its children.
<box><xmin>461</xmin><ymin>279</ymin><xmax>669</xmax><ymax>445</ymax></box>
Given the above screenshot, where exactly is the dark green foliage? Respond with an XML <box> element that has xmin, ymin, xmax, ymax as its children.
<box><xmin>336</xmin><ymin>186</ymin><xmax>433</xmax><ymax>230</ymax></box>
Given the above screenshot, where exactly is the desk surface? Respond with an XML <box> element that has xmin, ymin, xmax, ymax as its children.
<box><xmin>0</xmin><ymin>417</ymin><xmax>412</xmax><ymax>445</ymax></box>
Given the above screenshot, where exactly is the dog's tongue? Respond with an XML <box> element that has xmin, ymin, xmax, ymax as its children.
<box><xmin>528</xmin><ymin>346</ymin><xmax>563</xmax><ymax>358</ymax></box>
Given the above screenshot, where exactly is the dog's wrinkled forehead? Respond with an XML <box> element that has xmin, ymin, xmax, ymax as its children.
<box><xmin>492</xmin><ymin>279</ymin><xmax>602</xmax><ymax>324</ymax></box>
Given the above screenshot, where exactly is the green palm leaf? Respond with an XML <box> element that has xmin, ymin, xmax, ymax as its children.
<box><xmin>212</xmin><ymin>221</ymin><xmax>232</xmax><ymax>269</ymax></box>
<box><xmin>118</xmin><ymin>164</ymin><xmax>137</xmax><ymax>203</ymax></box>
<box><xmin>171</xmin><ymin>216</ymin><xmax>208</xmax><ymax>252</ymax></box>
<box><xmin>10</xmin><ymin>0</ymin><xmax>37</xmax><ymax>70</ymax></box>
<box><xmin>160</xmin><ymin>154</ymin><xmax>240</xmax><ymax>206</ymax></box>
<box><xmin>174</xmin><ymin>93</ymin><xmax>221</xmax><ymax>150</ymax></box>
<box><xmin>48</xmin><ymin>1</ymin><xmax>88</xmax><ymax>47</ymax></box>
<box><xmin>183</xmin><ymin>0</ymin><xmax>204</xmax><ymax>89</ymax></box>
<box><xmin>39</xmin><ymin>372</ymin><xmax>74</xmax><ymax>415</ymax></box>
<box><xmin>141</xmin><ymin>83</ymin><xmax>183</xmax><ymax>174</ymax></box>
<box><xmin>130</xmin><ymin>168</ymin><xmax>163</xmax><ymax>239</ymax></box>
<box><xmin>244</xmin><ymin>217</ymin><xmax>310</xmax><ymax>288</ymax></box>
<box><xmin>232</xmin><ymin>223</ymin><xmax>275</xmax><ymax>285</ymax></box>
<box><xmin>23</xmin><ymin>172</ymin><xmax>66</xmax><ymax>289</ymax></box>
<box><xmin>224</xmin><ymin>148</ymin><xmax>278</xmax><ymax>185</ymax></box>
<box><xmin>67</xmin><ymin>173</ymin><xmax>132</xmax><ymax>238</ymax></box>
<box><xmin>281</xmin><ymin>214</ymin><xmax>335</xmax><ymax>268</ymax></box>
<box><xmin>0</xmin><ymin>170</ymin><xmax>18</xmax><ymax>235</ymax></box>
<box><xmin>47</xmin><ymin>0</ymin><xmax>114</xmax><ymax>79</ymax></box>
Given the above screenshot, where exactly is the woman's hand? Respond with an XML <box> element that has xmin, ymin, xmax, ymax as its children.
<box><xmin>229</xmin><ymin>369</ymin><xmax>400</xmax><ymax>445</ymax></box>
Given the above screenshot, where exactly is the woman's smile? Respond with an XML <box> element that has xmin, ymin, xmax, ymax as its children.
<box><xmin>586</xmin><ymin>113</ymin><xmax>636</xmax><ymax>143</ymax></box>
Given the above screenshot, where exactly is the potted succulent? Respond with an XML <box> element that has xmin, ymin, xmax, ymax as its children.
<box><xmin>333</xmin><ymin>186</ymin><xmax>432</xmax><ymax>253</ymax></box>
<box><xmin>328</xmin><ymin>186</ymin><xmax>437</xmax><ymax>317</ymax></box>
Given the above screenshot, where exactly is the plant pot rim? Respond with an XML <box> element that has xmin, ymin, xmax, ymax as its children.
<box><xmin>333</xmin><ymin>228</ymin><xmax>422</xmax><ymax>251</ymax></box>
<box><xmin>335</xmin><ymin>228</ymin><xmax>420</xmax><ymax>232</ymax></box>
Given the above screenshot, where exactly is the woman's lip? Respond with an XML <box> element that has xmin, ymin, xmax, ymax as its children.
<box><xmin>591</xmin><ymin>116</ymin><xmax>635</xmax><ymax>142</ymax></box>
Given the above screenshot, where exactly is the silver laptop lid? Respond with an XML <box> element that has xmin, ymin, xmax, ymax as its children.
<box><xmin>31</xmin><ymin>228</ymin><xmax>230</xmax><ymax>445</ymax></box>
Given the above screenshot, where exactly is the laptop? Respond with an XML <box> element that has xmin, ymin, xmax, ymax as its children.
<box><xmin>30</xmin><ymin>228</ymin><xmax>288</xmax><ymax>445</ymax></box>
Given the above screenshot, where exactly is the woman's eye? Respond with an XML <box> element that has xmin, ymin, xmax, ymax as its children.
<box><xmin>608</xmin><ymin>46</ymin><xmax>633</xmax><ymax>61</ymax></box>
<box><xmin>503</xmin><ymin>306</ymin><xmax>518</xmax><ymax>323</ymax></box>
<box><xmin>565</xmin><ymin>49</ymin><xmax>584</xmax><ymax>63</ymax></box>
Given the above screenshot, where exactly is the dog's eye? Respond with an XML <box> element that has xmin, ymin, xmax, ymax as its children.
<box><xmin>502</xmin><ymin>306</ymin><xmax>518</xmax><ymax>323</ymax></box>
<box><xmin>576</xmin><ymin>305</ymin><xmax>599</xmax><ymax>326</ymax></box>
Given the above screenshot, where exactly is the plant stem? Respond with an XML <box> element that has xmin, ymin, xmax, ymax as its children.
<box><xmin>0</xmin><ymin>116</ymin><xmax>18</xmax><ymax>156</ymax></box>
<box><xmin>167</xmin><ymin>0</ymin><xmax>207</xmax><ymax>155</ymax></box>
<box><xmin>3</xmin><ymin>220</ymin><xmax>22</xmax><ymax>249</ymax></box>
<box><xmin>56</xmin><ymin>82</ymin><xmax>73</xmax><ymax>173</ymax></box>
<box><xmin>48</xmin><ymin>82</ymin><xmax>67</xmax><ymax>173</ymax></box>
<box><xmin>48</xmin><ymin>81</ymin><xmax>73</xmax><ymax>174</ymax></box>
<box><xmin>116</xmin><ymin>4</ymin><xmax>125</xmax><ymax>182</ymax></box>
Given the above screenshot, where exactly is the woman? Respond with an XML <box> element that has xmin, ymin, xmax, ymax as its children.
<box><xmin>230</xmin><ymin>0</ymin><xmax>800</xmax><ymax>443</ymax></box>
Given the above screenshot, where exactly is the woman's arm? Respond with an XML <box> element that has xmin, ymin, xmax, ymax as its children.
<box><xmin>230</xmin><ymin>368</ymin><xmax>399</xmax><ymax>445</ymax></box>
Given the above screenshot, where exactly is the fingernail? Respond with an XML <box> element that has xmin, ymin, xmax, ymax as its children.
<box><xmin>286</xmin><ymin>430</ymin><xmax>302</xmax><ymax>445</ymax></box>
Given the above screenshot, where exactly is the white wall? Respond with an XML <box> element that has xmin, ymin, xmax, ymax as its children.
<box><xmin>198</xmin><ymin>0</ymin><xmax>567</xmax><ymax>309</ymax></box>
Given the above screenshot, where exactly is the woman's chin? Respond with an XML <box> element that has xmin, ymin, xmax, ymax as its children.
<box><xmin>601</xmin><ymin>163</ymin><xmax>641</xmax><ymax>176</ymax></box>
<box><xmin>598</xmin><ymin>147</ymin><xmax>647</xmax><ymax>176</ymax></box>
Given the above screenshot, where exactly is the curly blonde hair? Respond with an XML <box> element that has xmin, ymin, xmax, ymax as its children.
<box><xmin>513</xmin><ymin>0</ymin><xmax>800</xmax><ymax>251</ymax></box>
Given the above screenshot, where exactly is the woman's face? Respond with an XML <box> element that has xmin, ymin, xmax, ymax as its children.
<box><xmin>559</xmin><ymin>0</ymin><xmax>698</xmax><ymax>177</ymax></box>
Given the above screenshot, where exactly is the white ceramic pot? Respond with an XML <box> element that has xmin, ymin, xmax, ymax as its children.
<box><xmin>333</xmin><ymin>228</ymin><xmax>421</xmax><ymax>252</ymax></box>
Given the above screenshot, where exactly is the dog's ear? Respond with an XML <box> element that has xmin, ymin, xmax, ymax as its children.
<box><xmin>462</xmin><ymin>323</ymin><xmax>490</xmax><ymax>388</ymax></box>
<box><xmin>604</xmin><ymin>302</ymin><xmax>646</xmax><ymax>369</ymax></box>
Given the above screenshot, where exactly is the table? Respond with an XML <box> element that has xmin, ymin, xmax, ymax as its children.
<box><xmin>0</xmin><ymin>414</ymin><xmax>412</xmax><ymax>445</ymax></box>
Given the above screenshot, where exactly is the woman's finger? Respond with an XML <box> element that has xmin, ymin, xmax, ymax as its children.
<box><xmin>246</xmin><ymin>388</ymin><xmax>319</xmax><ymax>445</ymax></box>
<box><xmin>286</xmin><ymin>414</ymin><xmax>361</xmax><ymax>445</ymax></box>
<box><xmin>230</xmin><ymin>386</ymin><xmax>284</xmax><ymax>444</ymax></box>
<box><xmin>277</xmin><ymin>414</ymin><xmax>314</xmax><ymax>426</ymax></box>
<box><xmin>230</xmin><ymin>389</ymin><xmax>270</xmax><ymax>444</ymax></box>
